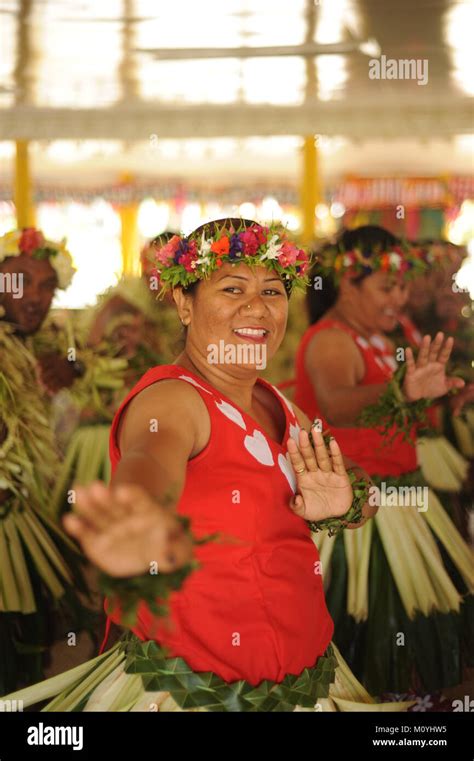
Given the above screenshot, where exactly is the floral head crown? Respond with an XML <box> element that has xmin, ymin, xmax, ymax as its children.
<box><xmin>0</xmin><ymin>228</ymin><xmax>76</xmax><ymax>289</ymax></box>
<box><xmin>318</xmin><ymin>240</ymin><xmax>433</xmax><ymax>285</ymax></box>
<box><xmin>149</xmin><ymin>220</ymin><xmax>312</xmax><ymax>296</ymax></box>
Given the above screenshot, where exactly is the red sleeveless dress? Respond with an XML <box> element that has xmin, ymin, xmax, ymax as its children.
<box><xmin>106</xmin><ymin>364</ymin><xmax>334</xmax><ymax>686</ymax></box>
<box><xmin>294</xmin><ymin>319</ymin><xmax>418</xmax><ymax>476</ymax></box>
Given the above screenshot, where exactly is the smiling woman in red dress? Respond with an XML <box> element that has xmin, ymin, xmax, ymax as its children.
<box><xmin>293</xmin><ymin>225</ymin><xmax>473</xmax><ymax>697</ymax></box>
<box><xmin>2</xmin><ymin>219</ymin><xmax>412</xmax><ymax>713</ymax></box>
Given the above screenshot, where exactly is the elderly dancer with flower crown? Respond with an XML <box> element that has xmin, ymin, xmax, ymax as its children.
<box><xmin>0</xmin><ymin>227</ymin><xmax>96</xmax><ymax>693</ymax></box>
<box><xmin>2</xmin><ymin>219</ymin><xmax>412</xmax><ymax>712</ymax></box>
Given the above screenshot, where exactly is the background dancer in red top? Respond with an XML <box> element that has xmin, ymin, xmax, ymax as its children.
<box><xmin>1</xmin><ymin>219</ymin><xmax>412</xmax><ymax>712</ymax></box>
<box><xmin>294</xmin><ymin>225</ymin><xmax>473</xmax><ymax>698</ymax></box>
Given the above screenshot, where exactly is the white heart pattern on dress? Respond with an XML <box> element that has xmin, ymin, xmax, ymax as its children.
<box><xmin>178</xmin><ymin>375</ymin><xmax>212</xmax><ymax>394</ymax></box>
<box><xmin>215</xmin><ymin>399</ymin><xmax>247</xmax><ymax>430</ymax></box>
<box><xmin>289</xmin><ymin>422</ymin><xmax>301</xmax><ymax>443</ymax></box>
<box><xmin>244</xmin><ymin>429</ymin><xmax>274</xmax><ymax>466</ymax></box>
<box><xmin>355</xmin><ymin>336</ymin><xmax>369</xmax><ymax>350</ymax></box>
<box><xmin>278</xmin><ymin>453</ymin><xmax>296</xmax><ymax>493</ymax></box>
<box><xmin>369</xmin><ymin>335</ymin><xmax>386</xmax><ymax>351</ymax></box>
<box><xmin>384</xmin><ymin>356</ymin><xmax>398</xmax><ymax>372</ymax></box>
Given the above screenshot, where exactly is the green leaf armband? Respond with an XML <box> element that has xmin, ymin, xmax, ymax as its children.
<box><xmin>305</xmin><ymin>429</ymin><xmax>370</xmax><ymax>537</ymax></box>
<box><xmin>307</xmin><ymin>469</ymin><xmax>369</xmax><ymax>537</ymax></box>
<box><xmin>98</xmin><ymin>516</ymin><xmax>218</xmax><ymax>628</ymax></box>
<box><xmin>356</xmin><ymin>364</ymin><xmax>432</xmax><ymax>444</ymax></box>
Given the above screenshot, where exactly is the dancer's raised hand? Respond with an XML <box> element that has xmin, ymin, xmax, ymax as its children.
<box><xmin>63</xmin><ymin>481</ymin><xmax>193</xmax><ymax>577</ymax></box>
<box><xmin>403</xmin><ymin>332</ymin><xmax>465</xmax><ymax>402</ymax></box>
<box><xmin>286</xmin><ymin>428</ymin><xmax>353</xmax><ymax>522</ymax></box>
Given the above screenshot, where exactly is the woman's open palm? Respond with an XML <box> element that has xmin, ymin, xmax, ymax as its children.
<box><xmin>286</xmin><ymin>428</ymin><xmax>353</xmax><ymax>522</ymax></box>
<box><xmin>63</xmin><ymin>481</ymin><xmax>194</xmax><ymax>577</ymax></box>
<box><xmin>403</xmin><ymin>332</ymin><xmax>465</xmax><ymax>402</ymax></box>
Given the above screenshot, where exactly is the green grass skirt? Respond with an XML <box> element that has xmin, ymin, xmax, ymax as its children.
<box><xmin>1</xmin><ymin>631</ymin><xmax>413</xmax><ymax>712</ymax></box>
<box><xmin>314</xmin><ymin>476</ymin><xmax>474</xmax><ymax>695</ymax></box>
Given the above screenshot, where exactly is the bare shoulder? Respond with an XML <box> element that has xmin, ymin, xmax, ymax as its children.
<box><xmin>306</xmin><ymin>326</ymin><xmax>365</xmax><ymax>376</ymax></box>
<box><xmin>128</xmin><ymin>377</ymin><xmax>206</xmax><ymax>410</ymax></box>
<box><xmin>307</xmin><ymin>327</ymin><xmax>361</xmax><ymax>360</ymax></box>
<box><xmin>117</xmin><ymin>377</ymin><xmax>210</xmax><ymax>454</ymax></box>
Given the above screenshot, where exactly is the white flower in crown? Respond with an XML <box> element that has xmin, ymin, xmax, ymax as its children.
<box><xmin>260</xmin><ymin>234</ymin><xmax>283</xmax><ymax>261</ymax></box>
<box><xmin>195</xmin><ymin>231</ymin><xmax>213</xmax><ymax>267</ymax></box>
<box><xmin>48</xmin><ymin>247</ymin><xmax>76</xmax><ymax>289</ymax></box>
<box><xmin>195</xmin><ymin>253</ymin><xmax>212</xmax><ymax>267</ymax></box>
<box><xmin>389</xmin><ymin>252</ymin><xmax>402</xmax><ymax>268</ymax></box>
<box><xmin>0</xmin><ymin>230</ymin><xmax>21</xmax><ymax>261</ymax></box>
<box><xmin>343</xmin><ymin>255</ymin><xmax>353</xmax><ymax>267</ymax></box>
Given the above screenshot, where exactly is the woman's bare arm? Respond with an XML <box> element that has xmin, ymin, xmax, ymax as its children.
<box><xmin>305</xmin><ymin>330</ymin><xmax>387</xmax><ymax>427</ymax></box>
<box><xmin>305</xmin><ymin>329</ymin><xmax>464</xmax><ymax>428</ymax></box>
<box><xmin>63</xmin><ymin>379</ymin><xmax>209</xmax><ymax>575</ymax></box>
<box><xmin>113</xmin><ymin>378</ymin><xmax>209</xmax><ymax>508</ymax></box>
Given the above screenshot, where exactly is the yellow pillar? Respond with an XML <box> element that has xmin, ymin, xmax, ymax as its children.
<box><xmin>14</xmin><ymin>139</ymin><xmax>35</xmax><ymax>228</ymax></box>
<box><xmin>300</xmin><ymin>135</ymin><xmax>322</xmax><ymax>246</ymax></box>
<box><xmin>119</xmin><ymin>175</ymin><xmax>139</xmax><ymax>276</ymax></box>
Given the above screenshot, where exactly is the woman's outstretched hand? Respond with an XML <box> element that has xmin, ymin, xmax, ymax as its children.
<box><xmin>286</xmin><ymin>428</ymin><xmax>353</xmax><ymax>522</ymax></box>
<box><xmin>403</xmin><ymin>332</ymin><xmax>465</xmax><ymax>402</ymax></box>
<box><xmin>63</xmin><ymin>481</ymin><xmax>194</xmax><ymax>577</ymax></box>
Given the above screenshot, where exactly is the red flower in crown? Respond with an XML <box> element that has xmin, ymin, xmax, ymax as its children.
<box><xmin>249</xmin><ymin>224</ymin><xmax>268</xmax><ymax>246</ymax></box>
<box><xmin>178</xmin><ymin>240</ymin><xmax>198</xmax><ymax>272</ymax></box>
<box><xmin>240</xmin><ymin>230</ymin><xmax>260</xmax><ymax>256</ymax></box>
<box><xmin>297</xmin><ymin>250</ymin><xmax>310</xmax><ymax>275</ymax></box>
<box><xmin>210</xmin><ymin>236</ymin><xmax>230</xmax><ymax>256</ymax></box>
<box><xmin>19</xmin><ymin>228</ymin><xmax>45</xmax><ymax>255</ymax></box>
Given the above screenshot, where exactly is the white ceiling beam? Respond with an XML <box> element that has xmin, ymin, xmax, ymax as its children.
<box><xmin>1</xmin><ymin>101</ymin><xmax>472</xmax><ymax>140</ymax></box>
<box><xmin>135</xmin><ymin>41</ymin><xmax>369</xmax><ymax>59</ymax></box>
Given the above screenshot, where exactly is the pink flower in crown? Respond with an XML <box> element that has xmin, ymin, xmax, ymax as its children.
<box><xmin>19</xmin><ymin>228</ymin><xmax>45</xmax><ymax>255</ymax></box>
<box><xmin>155</xmin><ymin>235</ymin><xmax>181</xmax><ymax>265</ymax></box>
<box><xmin>239</xmin><ymin>230</ymin><xmax>260</xmax><ymax>256</ymax></box>
<box><xmin>277</xmin><ymin>241</ymin><xmax>299</xmax><ymax>267</ymax></box>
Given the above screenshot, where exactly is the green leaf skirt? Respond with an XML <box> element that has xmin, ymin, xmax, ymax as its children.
<box><xmin>314</xmin><ymin>473</ymin><xmax>474</xmax><ymax>695</ymax></box>
<box><xmin>2</xmin><ymin>631</ymin><xmax>413</xmax><ymax>712</ymax></box>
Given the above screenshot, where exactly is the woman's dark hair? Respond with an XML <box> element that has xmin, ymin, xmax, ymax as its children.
<box><xmin>306</xmin><ymin>255</ymin><xmax>338</xmax><ymax>325</ymax></box>
<box><xmin>339</xmin><ymin>225</ymin><xmax>398</xmax><ymax>257</ymax></box>
<box><xmin>180</xmin><ymin>217</ymin><xmax>292</xmax><ymax>298</ymax></box>
<box><xmin>306</xmin><ymin>225</ymin><xmax>399</xmax><ymax>324</ymax></box>
<box><xmin>150</xmin><ymin>230</ymin><xmax>176</xmax><ymax>247</ymax></box>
